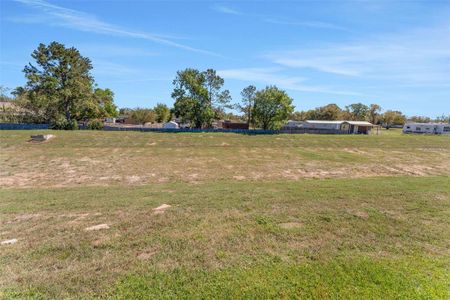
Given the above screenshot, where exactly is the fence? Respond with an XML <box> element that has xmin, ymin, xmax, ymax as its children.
<box><xmin>279</xmin><ymin>128</ymin><xmax>350</xmax><ymax>134</ymax></box>
<box><xmin>0</xmin><ymin>123</ymin><xmax>50</xmax><ymax>130</ymax></box>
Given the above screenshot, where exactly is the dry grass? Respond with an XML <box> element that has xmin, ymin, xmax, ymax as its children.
<box><xmin>1</xmin><ymin>129</ymin><xmax>449</xmax><ymax>188</ymax></box>
<box><xmin>1</xmin><ymin>177</ymin><xmax>449</xmax><ymax>298</ymax></box>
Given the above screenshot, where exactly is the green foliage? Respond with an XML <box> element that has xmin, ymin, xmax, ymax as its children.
<box><xmin>16</xmin><ymin>42</ymin><xmax>117</xmax><ymax>124</ymax></box>
<box><xmin>368</xmin><ymin>104</ymin><xmax>382</xmax><ymax>124</ymax></box>
<box><xmin>86</xmin><ymin>119</ymin><xmax>104</xmax><ymax>130</ymax></box>
<box><xmin>381</xmin><ymin>110</ymin><xmax>406</xmax><ymax>127</ymax></box>
<box><xmin>119</xmin><ymin>107</ymin><xmax>133</xmax><ymax>116</ymax></box>
<box><xmin>238</xmin><ymin>85</ymin><xmax>256</xmax><ymax>125</ymax></box>
<box><xmin>252</xmin><ymin>86</ymin><xmax>294</xmax><ymax>130</ymax></box>
<box><xmin>291</xmin><ymin>103</ymin><xmax>384</xmax><ymax>125</ymax></box>
<box><xmin>409</xmin><ymin>115</ymin><xmax>431</xmax><ymax>123</ymax></box>
<box><xmin>345</xmin><ymin>103</ymin><xmax>370</xmax><ymax>121</ymax></box>
<box><xmin>93</xmin><ymin>88</ymin><xmax>118</xmax><ymax>118</ymax></box>
<box><xmin>153</xmin><ymin>103</ymin><xmax>171</xmax><ymax>123</ymax></box>
<box><xmin>131</xmin><ymin>108</ymin><xmax>156</xmax><ymax>125</ymax></box>
<box><xmin>172</xmin><ymin>68</ymin><xmax>231</xmax><ymax>128</ymax></box>
<box><xmin>50</xmin><ymin>115</ymin><xmax>78</xmax><ymax>130</ymax></box>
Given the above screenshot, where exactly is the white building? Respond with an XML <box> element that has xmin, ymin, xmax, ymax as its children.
<box><xmin>284</xmin><ymin>120</ymin><xmax>304</xmax><ymax>128</ymax></box>
<box><xmin>403</xmin><ymin>123</ymin><xmax>450</xmax><ymax>135</ymax></box>
<box><xmin>303</xmin><ymin>120</ymin><xmax>375</xmax><ymax>134</ymax></box>
<box><xmin>163</xmin><ymin>121</ymin><xmax>179</xmax><ymax>129</ymax></box>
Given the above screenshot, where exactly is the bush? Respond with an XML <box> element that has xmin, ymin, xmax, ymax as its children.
<box><xmin>50</xmin><ymin>116</ymin><xmax>79</xmax><ymax>130</ymax></box>
<box><xmin>87</xmin><ymin>119</ymin><xmax>104</xmax><ymax>130</ymax></box>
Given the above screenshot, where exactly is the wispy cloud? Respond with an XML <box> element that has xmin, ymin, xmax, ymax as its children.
<box><xmin>211</xmin><ymin>5</ymin><xmax>242</xmax><ymax>15</ymax></box>
<box><xmin>13</xmin><ymin>0</ymin><xmax>220</xmax><ymax>56</ymax></box>
<box><xmin>92</xmin><ymin>61</ymin><xmax>142</xmax><ymax>77</ymax></box>
<box><xmin>266</xmin><ymin>22</ymin><xmax>450</xmax><ymax>85</ymax></box>
<box><xmin>77</xmin><ymin>44</ymin><xmax>160</xmax><ymax>58</ymax></box>
<box><xmin>217</xmin><ymin>67</ymin><xmax>359</xmax><ymax>95</ymax></box>
<box><xmin>264</xmin><ymin>18</ymin><xmax>348</xmax><ymax>31</ymax></box>
<box><xmin>211</xmin><ymin>4</ymin><xmax>346</xmax><ymax>31</ymax></box>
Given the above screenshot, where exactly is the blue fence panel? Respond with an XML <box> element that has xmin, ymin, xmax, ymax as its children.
<box><xmin>0</xmin><ymin>123</ymin><xmax>50</xmax><ymax>130</ymax></box>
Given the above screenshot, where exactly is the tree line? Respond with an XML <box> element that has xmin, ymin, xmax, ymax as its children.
<box><xmin>1</xmin><ymin>42</ymin><xmax>448</xmax><ymax>129</ymax></box>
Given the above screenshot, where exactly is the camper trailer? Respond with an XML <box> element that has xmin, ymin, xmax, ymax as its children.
<box><xmin>403</xmin><ymin>123</ymin><xmax>450</xmax><ymax>135</ymax></box>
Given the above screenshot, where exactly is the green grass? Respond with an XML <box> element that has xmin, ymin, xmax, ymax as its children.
<box><xmin>1</xmin><ymin>176</ymin><xmax>449</xmax><ymax>298</ymax></box>
<box><xmin>0</xmin><ymin>130</ymin><xmax>449</xmax><ymax>298</ymax></box>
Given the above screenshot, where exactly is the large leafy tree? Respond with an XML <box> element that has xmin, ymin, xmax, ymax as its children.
<box><xmin>172</xmin><ymin>68</ymin><xmax>231</xmax><ymax>128</ymax></box>
<box><xmin>18</xmin><ymin>42</ymin><xmax>116</xmax><ymax>124</ymax></box>
<box><xmin>253</xmin><ymin>86</ymin><xmax>294</xmax><ymax>130</ymax></box>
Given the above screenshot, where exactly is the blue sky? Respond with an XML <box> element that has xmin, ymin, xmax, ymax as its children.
<box><xmin>1</xmin><ymin>0</ymin><xmax>449</xmax><ymax>117</ymax></box>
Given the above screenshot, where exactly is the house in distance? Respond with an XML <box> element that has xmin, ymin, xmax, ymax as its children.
<box><xmin>283</xmin><ymin>120</ymin><xmax>377</xmax><ymax>134</ymax></box>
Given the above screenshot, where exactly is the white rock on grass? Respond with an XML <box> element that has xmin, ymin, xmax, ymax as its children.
<box><xmin>153</xmin><ymin>204</ymin><xmax>171</xmax><ymax>211</ymax></box>
<box><xmin>1</xmin><ymin>239</ymin><xmax>18</xmax><ymax>245</ymax></box>
<box><xmin>30</xmin><ymin>134</ymin><xmax>55</xmax><ymax>142</ymax></box>
<box><xmin>85</xmin><ymin>224</ymin><xmax>110</xmax><ymax>231</ymax></box>
<box><xmin>153</xmin><ymin>204</ymin><xmax>171</xmax><ymax>215</ymax></box>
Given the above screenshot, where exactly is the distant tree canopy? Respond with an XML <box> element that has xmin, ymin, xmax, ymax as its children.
<box><xmin>408</xmin><ymin>116</ymin><xmax>431</xmax><ymax>123</ymax></box>
<box><xmin>238</xmin><ymin>85</ymin><xmax>257</xmax><ymax>126</ymax></box>
<box><xmin>252</xmin><ymin>86</ymin><xmax>294</xmax><ymax>130</ymax></box>
<box><xmin>15</xmin><ymin>42</ymin><xmax>117</xmax><ymax>125</ymax></box>
<box><xmin>380</xmin><ymin>110</ymin><xmax>407</xmax><ymax>128</ymax></box>
<box><xmin>154</xmin><ymin>103</ymin><xmax>171</xmax><ymax>123</ymax></box>
<box><xmin>172</xmin><ymin>68</ymin><xmax>231</xmax><ymax>128</ymax></box>
<box><xmin>131</xmin><ymin>108</ymin><xmax>156</xmax><ymax>125</ymax></box>
<box><xmin>344</xmin><ymin>103</ymin><xmax>369</xmax><ymax>121</ymax></box>
<box><xmin>289</xmin><ymin>102</ymin><xmax>385</xmax><ymax>125</ymax></box>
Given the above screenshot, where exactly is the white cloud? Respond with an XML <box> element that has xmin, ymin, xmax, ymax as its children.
<box><xmin>266</xmin><ymin>22</ymin><xmax>450</xmax><ymax>85</ymax></box>
<box><xmin>211</xmin><ymin>5</ymin><xmax>242</xmax><ymax>15</ymax></box>
<box><xmin>217</xmin><ymin>67</ymin><xmax>359</xmax><ymax>95</ymax></box>
<box><xmin>211</xmin><ymin>4</ymin><xmax>346</xmax><ymax>31</ymax></box>
<box><xmin>13</xmin><ymin>0</ymin><xmax>220</xmax><ymax>56</ymax></box>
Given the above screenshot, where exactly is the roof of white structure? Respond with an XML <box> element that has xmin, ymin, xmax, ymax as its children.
<box><xmin>347</xmin><ymin>121</ymin><xmax>375</xmax><ymax>126</ymax></box>
<box><xmin>405</xmin><ymin>122</ymin><xmax>446</xmax><ymax>126</ymax></box>
<box><xmin>305</xmin><ymin>120</ymin><xmax>374</xmax><ymax>126</ymax></box>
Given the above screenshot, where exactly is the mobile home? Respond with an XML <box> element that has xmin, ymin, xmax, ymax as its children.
<box><xmin>302</xmin><ymin>120</ymin><xmax>375</xmax><ymax>134</ymax></box>
<box><xmin>403</xmin><ymin>123</ymin><xmax>450</xmax><ymax>135</ymax></box>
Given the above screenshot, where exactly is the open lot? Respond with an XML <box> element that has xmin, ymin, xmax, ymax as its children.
<box><xmin>1</xmin><ymin>130</ymin><xmax>449</xmax><ymax>298</ymax></box>
<box><xmin>1</xmin><ymin>129</ymin><xmax>449</xmax><ymax>187</ymax></box>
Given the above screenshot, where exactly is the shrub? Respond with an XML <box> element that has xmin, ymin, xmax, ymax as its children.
<box><xmin>87</xmin><ymin>119</ymin><xmax>104</xmax><ymax>130</ymax></box>
<box><xmin>50</xmin><ymin>116</ymin><xmax>79</xmax><ymax>130</ymax></box>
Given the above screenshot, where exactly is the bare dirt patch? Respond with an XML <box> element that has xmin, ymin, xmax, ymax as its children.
<box><xmin>349</xmin><ymin>210</ymin><xmax>369</xmax><ymax>219</ymax></box>
<box><xmin>279</xmin><ymin>222</ymin><xmax>303</xmax><ymax>229</ymax></box>
<box><xmin>137</xmin><ymin>250</ymin><xmax>158</xmax><ymax>260</ymax></box>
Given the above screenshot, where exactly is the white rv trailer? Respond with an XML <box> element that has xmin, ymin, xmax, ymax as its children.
<box><xmin>403</xmin><ymin>123</ymin><xmax>450</xmax><ymax>135</ymax></box>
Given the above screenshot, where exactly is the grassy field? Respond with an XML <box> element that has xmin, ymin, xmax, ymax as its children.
<box><xmin>0</xmin><ymin>129</ymin><xmax>449</xmax><ymax>299</ymax></box>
